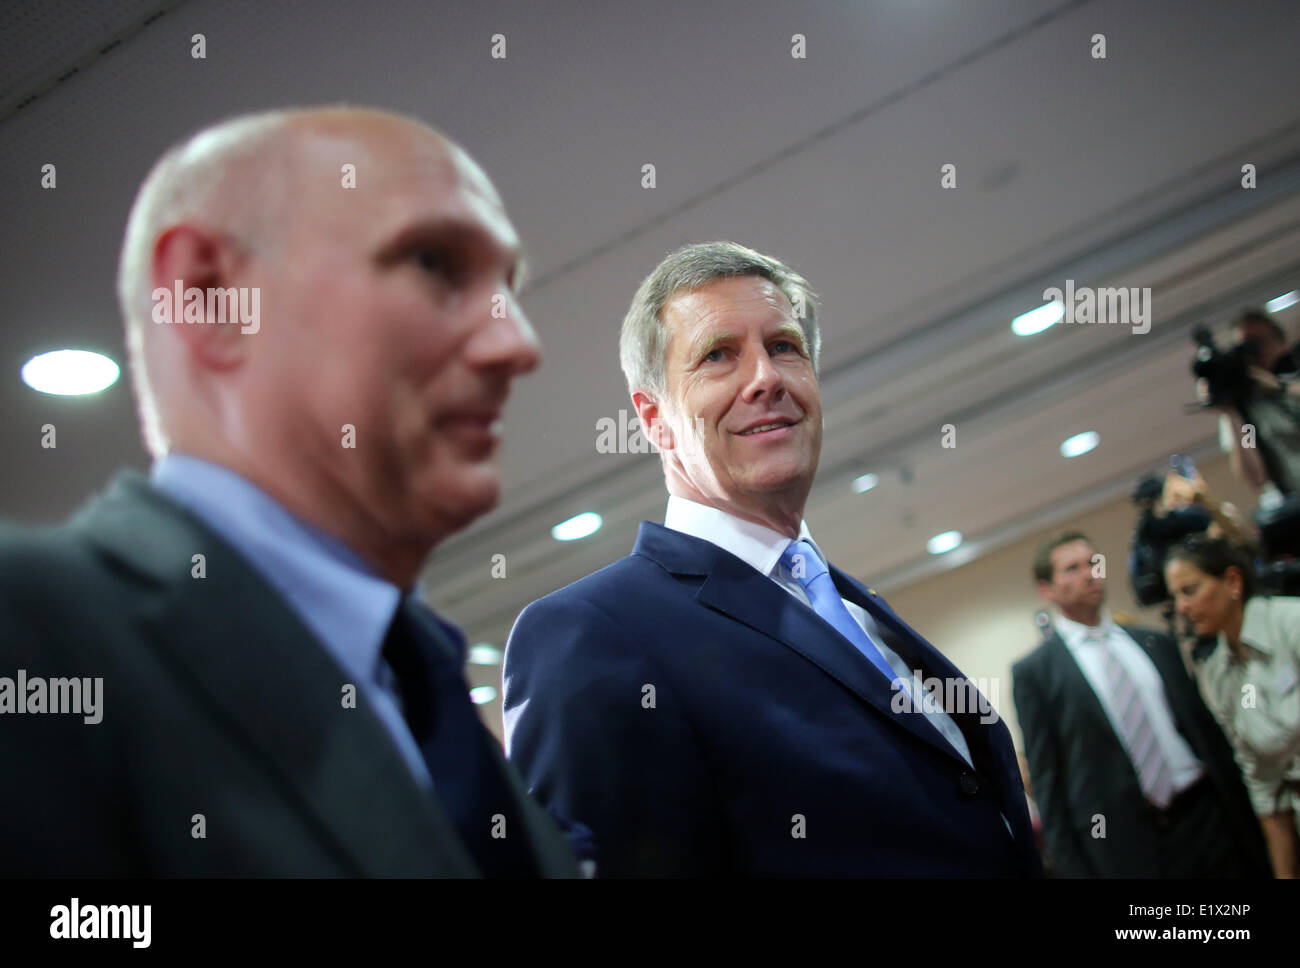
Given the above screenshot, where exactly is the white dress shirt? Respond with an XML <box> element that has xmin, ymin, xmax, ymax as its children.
<box><xmin>1054</xmin><ymin>610</ymin><xmax>1204</xmax><ymax>796</ymax></box>
<box><xmin>663</xmin><ymin>495</ymin><xmax>975</xmax><ymax>768</ymax></box>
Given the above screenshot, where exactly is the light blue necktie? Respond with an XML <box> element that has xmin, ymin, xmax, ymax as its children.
<box><xmin>780</xmin><ymin>540</ymin><xmax>911</xmax><ymax>697</ymax></box>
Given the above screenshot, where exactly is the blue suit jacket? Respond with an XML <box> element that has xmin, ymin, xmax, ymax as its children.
<box><xmin>504</xmin><ymin>522</ymin><xmax>1043</xmax><ymax>877</ymax></box>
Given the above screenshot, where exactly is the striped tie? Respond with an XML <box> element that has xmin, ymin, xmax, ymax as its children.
<box><xmin>1093</xmin><ymin>628</ymin><xmax>1175</xmax><ymax>809</ymax></box>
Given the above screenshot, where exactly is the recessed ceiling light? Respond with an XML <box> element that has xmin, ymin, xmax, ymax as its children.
<box><xmin>851</xmin><ymin>473</ymin><xmax>879</xmax><ymax>493</ymax></box>
<box><xmin>1011</xmin><ymin>301</ymin><xmax>1064</xmax><ymax>336</ymax></box>
<box><xmin>1265</xmin><ymin>290</ymin><xmax>1299</xmax><ymax>313</ymax></box>
<box><xmin>1060</xmin><ymin>430</ymin><xmax>1100</xmax><ymax>458</ymax></box>
<box><xmin>21</xmin><ymin>349</ymin><xmax>120</xmax><ymax>395</ymax></box>
<box><xmin>469</xmin><ymin>686</ymin><xmax>498</xmax><ymax>705</ymax></box>
<box><xmin>927</xmin><ymin>530</ymin><xmax>963</xmax><ymax>555</ymax></box>
<box><xmin>468</xmin><ymin>644</ymin><xmax>502</xmax><ymax>666</ymax></box>
<box><xmin>552</xmin><ymin>511</ymin><xmax>602</xmax><ymax>541</ymax></box>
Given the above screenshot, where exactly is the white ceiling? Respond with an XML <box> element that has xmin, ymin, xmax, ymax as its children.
<box><xmin>3</xmin><ymin>0</ymin><xmax>1300</xmax><ymax>729</ymax></box>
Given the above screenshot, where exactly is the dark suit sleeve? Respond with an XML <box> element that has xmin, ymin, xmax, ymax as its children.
<box><xmin>1013</xmin><ymin>659</ymin><xmax>1093</xmax><ymax>877</ymax></box>
<box><xmin>0</xmin><ymin>543</ymin><xmax>129</xmax><ymax>875</ymax></box>
<box><xmin>503</xmin><ymin>593</ymin><xmax>722</xmax><ymax>876</ymax></box>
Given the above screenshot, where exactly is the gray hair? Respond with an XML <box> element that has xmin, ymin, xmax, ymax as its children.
<box><xmin>618</xmin><ymin>241</ymin><xmax>821</xmax><ymax>397</ymax></box>
<box><xmin>116</xmin><ymin>109</ymin><xmax>296</xmax><ymax>455</ymax></box>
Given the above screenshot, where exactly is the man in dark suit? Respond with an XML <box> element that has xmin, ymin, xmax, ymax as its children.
<box><xmin>0</xmin><ymin>107</ymin><xmax>575</xmax><ymax>877</ymax></box>
<box><xmin>503</xmin><ymin>241</ymin><xmax>1042</xmax><ymax>876</ymax></box>
<box><xmin>1012</xmin><ymin>530</ymin><xmax>1271</xmax><ymax>877</ymax></box>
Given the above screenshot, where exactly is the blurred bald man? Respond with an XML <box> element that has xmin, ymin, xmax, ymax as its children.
<box><xmin>0</xmin><ymin>107</ymin><xmax>576</xmax><ymax>877</ymax></box>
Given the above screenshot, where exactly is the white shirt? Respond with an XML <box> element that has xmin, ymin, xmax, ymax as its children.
<box><xmin>663</xmin><ymin>495</ymin><xmax>974</xmax><ymax>769</ymax></box>
<box><xmin>1054</xmin><ymin>610</ymin><xmax>1204</xmax><ymax>795</ymax></box>
<box><xmin>1198</xmin><ymin>596</ymin><xmax>1300</xmax><ymax>816</ymax></box>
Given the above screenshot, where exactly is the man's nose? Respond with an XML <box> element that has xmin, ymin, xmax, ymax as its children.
<box><xmin>741</xmin><ymin>348</ymin><xmax>784</xmax><ymax>401</ymax></box>
<box><xmin>469</xmin><ymin>289</ymin><xmax>541</xmax><ymax>376</ymax></box>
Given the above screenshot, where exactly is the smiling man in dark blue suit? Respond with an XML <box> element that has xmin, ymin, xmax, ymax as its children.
<box><xmin>503</xmin><ymin>241</ymin><xmax>1043</xmax><ymax>876</ymax></box>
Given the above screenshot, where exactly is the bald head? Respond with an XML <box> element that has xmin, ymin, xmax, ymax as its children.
<box><xmin>118</xmin><ymin>107</ymin><xmax>468</xmax><ymax>453</ymax></box>
<box><xmin>117</xmin><ymin>106</ymin><xmax>540</xmax><ymax>584</ymax></box>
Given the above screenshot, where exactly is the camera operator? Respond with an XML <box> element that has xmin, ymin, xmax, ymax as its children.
<box><xmin>1160</xmin><ymin>469</ymin><xmax>1256</xmax><ymax>547</ymax></box>
<box><xmin>1201</xmin><ymin>309</ymin><xmax>1300</xmax><ymax>498</ymax></box>
<box><xmin>1129</xmin><ymin>472</ymin><xmax>1213</xmax><ymax>611</ymax></box>
<box><xmin>1130</xmin><ymin>465</ymin><xmax>1255</xmax><ymax>666</ymax></box>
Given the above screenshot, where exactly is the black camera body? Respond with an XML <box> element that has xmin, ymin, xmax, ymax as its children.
<box><xmin>1190</xmin><ymin>324</ymin><xmax>1300</xmax><ymax>498</ymax></box>
<box><xmin>1129</xmin><ymin>503</ymin><xmax>1212</xmax><ymax>607</ymax></box>
<box><xmin>1191</xmin><ymin>324</ymin><xmax>1260</xmax><ymax>410</ymax></box>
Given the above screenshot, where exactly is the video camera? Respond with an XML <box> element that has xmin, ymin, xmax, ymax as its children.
<box><xmin>1128</xmin><ymin>466</ymin><xmax>1211</xmax><ymax>607</ymax></box>
<box><xmin>1191</xmin><ymin>324</ymin><xmax>1261</xmax><ymax>410</ymax></box>
<box><xmin>1189</xmin><ymin>324</ymin><xmax>1300</xmax><ymax>497</ymax></box>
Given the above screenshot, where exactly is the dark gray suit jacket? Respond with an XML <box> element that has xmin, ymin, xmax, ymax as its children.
<box><xmin>0</xmin><ymin>473</ymin><xmax>575</xmax><ymax>877</ymax></box>
<box><xmin>1012</xmin><ymin>626</ymin><xmax>1271</xmax><ymax>878</ymax></box>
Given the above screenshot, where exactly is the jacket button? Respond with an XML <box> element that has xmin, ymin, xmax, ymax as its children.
<box><xmin>958</xmin><ymin>771</ymin><xmax>980</xmax><ymax>797</ymax></box>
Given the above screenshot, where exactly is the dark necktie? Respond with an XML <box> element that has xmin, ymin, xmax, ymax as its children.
<box><xmin>382</xmin><ymin>597</ymin><xmax>536</xmax><ymax>877</ymax></box>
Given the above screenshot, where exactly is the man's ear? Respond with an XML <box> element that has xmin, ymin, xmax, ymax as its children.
<box><xmin>632</xmin><ymin>390</ymin><xmax>674</xmax><ymax>451</ymax></box>
<box><xmin>150</xmin><ymin>223</ymin><xmax>251</xmax><ymax>371</ymax></box>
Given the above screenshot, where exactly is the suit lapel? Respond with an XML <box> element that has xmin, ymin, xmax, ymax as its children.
<box><xmin>1048</xmin><ymin>630</ymin><xmax>1134</xmax><ymax>758</ymax></box>
<box><xmin>833</xmin><ymin>569</ymin><xmax>971</xmax><ymax>690</ymax></box>
<box><xmin>834</xmin><ymin>569</ymin><xmax>1032</xmax><ymax>827</ymax></box>
<box><xmin>1123</xmin><ymin>625</ymin><xmax>1190</xmax><ymax>694</ymax></box>
<box><xmin>636</xmin><ymin>523</ymin><xmax>965</xmax><ymax>766</ymax></box>
<box><xmin>1051</xmin><ymin>632</ymin><xmax>1103</xmax><ymax>713</ymax></box>
<box><xmin>637</xmin><ymin>522</ymin><xmax>1039</xmax><ymax>860</ymax></box>
<box><xmin>80</xmin><ymin>474</ymin><xmax>479</xmax><ymax>876</ymax></box>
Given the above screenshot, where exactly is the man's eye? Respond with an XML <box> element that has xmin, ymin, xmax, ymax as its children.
<box><xmin>413</xmin><ymin>249</ymin><xmax>455</xmax><ymax>279</ymax></box>
<box><xmin>772</xmin><ymin>340</ymin><xmax>797</xmax><ymax>354</ymax></box>
<box><xmin>703</xmin><ymin>348</ymin><xmax>724</xmax><ymax>363</ymax></box>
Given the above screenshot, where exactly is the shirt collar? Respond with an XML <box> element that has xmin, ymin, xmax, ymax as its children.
<box><xmin>1219</xmin><ymin>596</ymin><xmax>1275</xmax><ymax>659</ymax></box>
<box><xmin>663</xmin><ymin>494</ymin><xmax>820</xmax><ymax>578</ymax></box>
<box><xmin>1054</xmin><ymin>609</ymin><xmax>1115</xmax><ymax>652</ymax></box>
<box><xmin>150</xmin><ymin>454</ymin><xmax>403</xmax><ymax>684</ymax></box>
